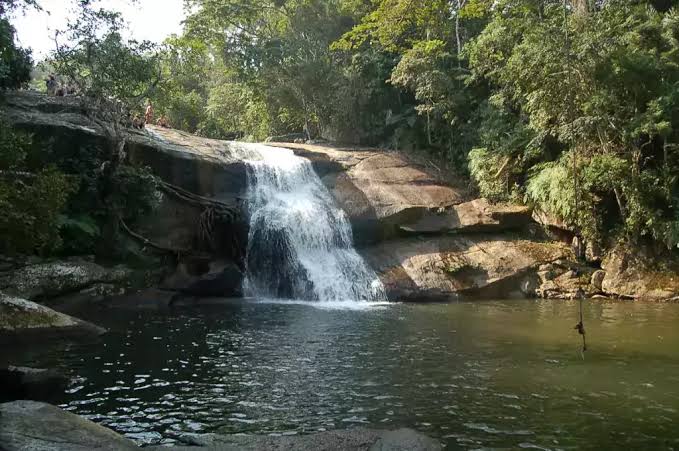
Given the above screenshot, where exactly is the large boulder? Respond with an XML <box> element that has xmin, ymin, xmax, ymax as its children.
<box><xmin>361</xmin><ymin>235</ymin><xmax>572</xmax><ymax>301</ymax></box>
<box><xmin>146</xmin><ymin>429</ymin><xmax>442</xmax><ymax>451</ymax></box>
<box><xmin>0</xmin><ymin>259</ymin><xmax>131</xmax><ymax>301</ymax></box>
<box><xmin>601</xmin><ymin>247</ymin><xmax>679</xmax><ymax>301</ymax></box>
<box><xmin>0</xmin><ymin>293</ymin><xmax>105</xmax><ymax>342</ymax></box>
<box><xmin>0</xmin><ymin>366</ymin><xmax>69</xmax><ymax>402</ymax></box>
<box><xmin>0</xmin><ymin>401</ymin><xmax>138</xmax><ymax>451</ymax></box>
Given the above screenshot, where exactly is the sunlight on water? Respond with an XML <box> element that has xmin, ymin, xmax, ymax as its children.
<box><xmin>234</xmin><ymin>143</ymin><xmax>386</xmax><ymax>303</ymax></box>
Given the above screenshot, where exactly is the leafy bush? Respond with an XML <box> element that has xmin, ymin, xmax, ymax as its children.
<box><xmin>0</xmin><ymin>169</ymin><xmax>75</xmax><ymax>255</ymax></box>
<box><xmin>0</xmin><ymin>124</ymin><xmax>75</xmax><ymax>255</ymax></box>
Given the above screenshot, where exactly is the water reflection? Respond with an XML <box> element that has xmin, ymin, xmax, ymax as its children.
<box><xmin>7</xmin><ymin>299</ymin><xmax>679</xmax><ymax>449</ymax></box>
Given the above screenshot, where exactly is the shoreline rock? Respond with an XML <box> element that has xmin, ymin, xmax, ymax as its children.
<box><xmin>0</xmin><ymin>401</ymin><xmax>441</xmax><ymax>451</ymax></box>
<box><xmin>0</xmin><ymin>366</ymin><xmax>69</xmax><ymax>402</ymax></box>
<box><xmin>0</xmin><ymin>292</ymin><xmax>106</xmax><ymax>343</ymax></box>
<box><xmin>0</xmin><ymin>258</ymin><xmax>132</xmax><ymax>302</ymax></box>
<box><xmin>0</xmin><ymin>401</ymin><xmax>138</xmax><ymax>451</ymax></box>
<box><xmin>149</xmin><ymin>429</ymin><xmax>442</xmax><ymax>451</ymax></box>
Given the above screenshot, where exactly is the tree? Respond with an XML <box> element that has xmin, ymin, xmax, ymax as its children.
<box><xmin>0</xmin><ymin>0</ymin><xmax>33</xmax><ymax>90</ymax></box>
<box><xmin>51</xmin><ymin>4</ymin><xmax>162</xmax><ymax>255</ymax></box>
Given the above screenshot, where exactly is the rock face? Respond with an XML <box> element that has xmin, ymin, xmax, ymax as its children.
<box><xmin>0</xmin><ymin>367</ymin><xmax>69</xmax><ymax>402</ymax></box>
<box><xmin>161</xmin><ymin>259</ymin><xmax>244</xmax><ymax>298</ymax></box>
<box><xmin>0</xmin><ymin>401</ymin><xmax>138</xmax><ymax>451</ymax></box>
<box><xmin>1</xmin><ymin>91</ymin><xmax>247</xmax><ymax>253</ymax></box>
<box><xmin>398</xmin><ymin>199</ymin><xmax>532</xmax><ymax>235</ymax></box>
<box><xmin>0</xmin><ymin>259</ymin><xmax>131</xmax><ymax>301</ymax></box>
<box><xmin>0</xmin><ymin>293</ymin><xmax>106</xmax><ymax>342</ymax></box>
<box><xmin>361</xmin><ymin>236</ymin><xmax>571</xmax><ymax>301</ymax></box>
<box><xmin>147</xmin><ymin>429</ymin><xmax>442</xmax><ymax>451</ymax></box>
<box><xmin>1</xmin><ymin>92</ymin><xmax>248</xmax><ymax>201</ymax></box>
<box><xmin>601</xmin><ymin>247</ymin><xmax>679</xmax><ymax>301</ymax></box>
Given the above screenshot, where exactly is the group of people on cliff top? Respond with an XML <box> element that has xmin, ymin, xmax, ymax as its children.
<box><xmin>130</xmin><ymin>102</ymin><xmax>171</xmax><ymax>130</ymax></box>
<box><xmin>45</xmin><ymin>76</ymin><xmax>170</xmax><ymax>131</ymax></box>
<box><xmin>45</xmin><ymin>74</ymin><xmax>76</xmax><ymax>97</ymax></box>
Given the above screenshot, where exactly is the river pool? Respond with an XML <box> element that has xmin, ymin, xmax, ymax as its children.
<box><xmin>10</xmin><ymin>298</ymin><xmax>679</xmax><ymax>450</ymax></box>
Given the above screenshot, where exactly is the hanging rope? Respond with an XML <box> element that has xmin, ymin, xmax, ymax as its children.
<box><xmin>574</xmin><ymin>289</ymin><xmax>587</xmax><ymax>359</ymax></box>
<box><xmin>563</xmin><ymin>0</ymin><xmax>588</xmax><ymax>358</ymax></box>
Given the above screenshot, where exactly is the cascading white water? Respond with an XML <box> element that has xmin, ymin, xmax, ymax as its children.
<box><xmin>236</xmin><ymin>143</ymin><xmax>386</xmax><ymax>302</ymax></box>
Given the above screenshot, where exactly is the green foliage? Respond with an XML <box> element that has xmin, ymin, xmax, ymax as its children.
<box><xmin>52</xmin><ymin>5</ymin><xmax>161</xmax><ymax>114</ymax></box>
<box><xmin>0</xmin><ymin>125</ymin><xmax>75</xmax><ymax>255</ymax></box>
<box><xmin>109</xmin><ymin>165</ymin><xmax>160</xmax><ymax>223</ymax></box>
<box><xmin>469</xmin><ymin>147</ymin><xmax>520</xmax><ymax>202</ymax></box>
<box><xmin>0</xmin><ymin>18</ymin><xmax>32</xmax><ymax>90</ymax></box>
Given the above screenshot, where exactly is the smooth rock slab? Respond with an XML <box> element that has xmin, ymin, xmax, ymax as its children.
<box><xmin>0</xmin><ymin>401</ymin><xmax>138</xmax><ymax>450</ymax></box>
<box><xmin>362</xmin><ymin>235</ymin><xmax>572</xmax><ymax>301</ymax></box>
<box><xmin>0</xmin><ymin>292</ymin><xmax>105</xmax><ymax>342</ymax></box>
<box><xmin>148</xmin><ymin>429</ymin><xmax>442</xmax><ymax>451</ymax></box>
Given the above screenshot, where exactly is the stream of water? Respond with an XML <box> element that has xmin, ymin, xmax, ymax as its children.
<box><xmin>9</xmin><ymin>299</ymin><xmax>679</xmax><ymax>450</ymax></box>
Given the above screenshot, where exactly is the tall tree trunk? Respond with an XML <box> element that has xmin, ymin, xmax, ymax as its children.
<box><xmin>455</xmin><ymin>0</ymin><xmax>462</xmax><ymax>67</ymax></box>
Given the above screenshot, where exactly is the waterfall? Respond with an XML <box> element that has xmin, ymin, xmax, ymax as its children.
<box><xmin>236</xmin><ymin>143</ymin><xmax>386</xmax><ymax>302</ymax></box>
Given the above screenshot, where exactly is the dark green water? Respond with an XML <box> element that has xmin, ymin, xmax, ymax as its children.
<box><xmin>11</xmin><ymin>299</ymin><xmax>679</xmax><ymax>450</ymax></box>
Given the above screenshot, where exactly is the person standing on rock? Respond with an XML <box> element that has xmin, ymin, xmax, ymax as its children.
<box><xmin>45</xmin><ymin>75</ymin><xmax>56</xmax><ymax>95</ymax></box>
<box><xmin>144</xmin><ymin>101</ymin><xmax>154</xmax><ymax>125</ymax></box>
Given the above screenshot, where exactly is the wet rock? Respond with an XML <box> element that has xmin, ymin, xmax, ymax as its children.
<box><xmin>147</xmin><ymin>428</ymin><xmax>442</xmax><ymax>451</ymax></box>
<box><xmin>0</xmin><ymin>259</ymin><xmax>132</xmax><ymax>301</ymax></box>
<box><xmin>0</xmin><ymin>293</ymin><xmax>106</xmax><ymax>343</ymax></box>
<box><xmin>361</xmin><ymin>235</ymin><xmax>571</xmax><ymax>301</ymax></box>
<box><xmin>0</xmin><ymin>401</ymin><xmax>138</xmax><ymax>450</ymax></box>
<box><xmin>0</xmin><ymin>366</ymin><xmax>69</xmax><ymax>402</ymax></box>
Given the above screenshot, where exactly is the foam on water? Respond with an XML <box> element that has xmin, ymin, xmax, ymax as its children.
<box><xmin>236</xmin><ymin>143</ymin><xmax>386</xmax><ymax>303</ymax></box>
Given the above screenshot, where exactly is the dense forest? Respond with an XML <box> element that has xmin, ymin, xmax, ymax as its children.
<box><xmin>1</xmin><ymin>0</ymin><xmax>679</xmax><ymax>257</ymax></box>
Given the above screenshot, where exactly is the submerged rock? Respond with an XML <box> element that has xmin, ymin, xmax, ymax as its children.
<box><xmin>148</xmin><ymin>429</ymin><xmax>442</xmax><ymax>451</ymax></box>
<box><xmin>0</xmin><ymin>401</ymin><xmax>138</xmax><ymax>450</ymax></box>
<box><xmin>0</xmin><ymin>366</ymin><xmax>69</xmax><ymax>402</ymax></box>
<box><xmin>0</xmin><ymin>293</ymin><xmax>105</xmax><ymax>342</ymax></box>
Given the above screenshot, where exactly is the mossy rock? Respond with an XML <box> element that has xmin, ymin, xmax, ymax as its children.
<box><xmin>0</xmin><ymin>293</ymin><xmax>105</xmax><ymax>342</ymax></box>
